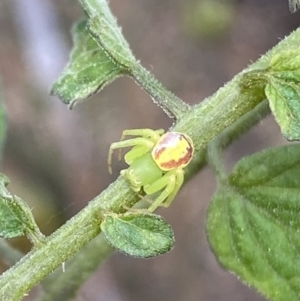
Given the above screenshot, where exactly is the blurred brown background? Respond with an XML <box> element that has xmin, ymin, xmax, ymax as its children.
<box><xmin>0</xmin><ymin>0</ymin><xmax>298</xmax><ymax>300</ymax></box>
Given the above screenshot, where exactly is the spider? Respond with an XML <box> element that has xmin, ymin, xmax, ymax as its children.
<box><xmin>108</xmin><ymin>129</ymin><xmax>194</xmax><ymax>212</ymax></box>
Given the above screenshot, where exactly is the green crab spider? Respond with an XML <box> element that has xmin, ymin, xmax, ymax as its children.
<box><xmin>108</xmin><ymin>129</ymin><xmax>194</xmax><ymax>212</ymax></box>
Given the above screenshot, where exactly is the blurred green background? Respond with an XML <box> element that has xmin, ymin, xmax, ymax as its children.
<box><xmin>0</xmin><ymin>0</ymin><xmax>299</xmax><ymax>300</ymax></box>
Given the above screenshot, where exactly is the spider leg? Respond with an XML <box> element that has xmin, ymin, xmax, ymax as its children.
<box><xmin>143</xmin><ymin>169</ymin><xmax>184</xmax><ymax>212</ymax></box>
<box><xmin>162</xmin><ymin>169</ymin><xmax>184</xmax><ymax>208</ymax></box>
<box><xmin>108</xmin><ymin>138</ymin><xmax>153</xmax><ymax>173</ymax></box>
<box><xmin>118</xmin><ymin>129</ymin><xmax>164</xmax><ymax>160</ymax></box>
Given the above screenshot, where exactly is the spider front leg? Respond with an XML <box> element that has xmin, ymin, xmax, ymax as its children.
<box><xmin>108</xmin><ymin>138</ymin><xmax>154</xmax><ymax>173</ymax></box>
<box><xmin>119</xmin><ymin>129</ymin><xmax>164</xmax><ymax>143</ymax></box>
<box><xmin>144</xmin><ymin>169</ymin><xmax>184</xmax><ymax>212</ymax></box>
<box><xmin>118</xmin><ymin>129</ymin><xmax>164</xmax><ymax>161</ymax></box>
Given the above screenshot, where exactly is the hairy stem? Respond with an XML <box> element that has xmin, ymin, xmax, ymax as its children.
<box><xmin>207</xmin><ymin>100</ymin><xmax>270</xmax><ymax>183</ymax></box>
<box><xmin>130</xmin><ymin>65</ymin><xmax>190</xmax><ymax>118</ymax></box>
<box><xmin>79</xmin><ymin>0</ymin><xmax>188</xmax><ymax>118</ymax></box>
<box><xmin>0</xmin><ymin>0</ymin><xmax>300</xmax><ymax>298</ymax></box>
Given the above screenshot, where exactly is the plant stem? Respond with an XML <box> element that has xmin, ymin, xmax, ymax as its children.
<box><xmin>79</xmin><ymin>0</ymin><xmax>189</xmax><ymax>119</ymax></box>
<box><xmin>1</xmin><ymin>2</ymin><xmax>300</xmax><ymax>298</ymax></box>
<box><xmin>0</xmin><ymin>178</ymin><xmax>136</xmax><ymax>301</ymax></box>
<box><xmin>130</xmin><ymin>65</ymin><xmax>190</xmax><ymax>118</ymax></box>
<box><xmin>30</xmin><ymin>100</ymin><xmax>270</xmax><ymax>301</ymax></box>
<box><xmin>207</xmin><ymin>100</ymin><xmax>270</xmax><ymax>184</ymax></box>
<box><xmin>38</xmin><ymin>235</ymin><xmax>113</xmax><ymax>301</ymax></box>
<box><xmin>0</xmin><ymin>72</ymin><xmax>272</xmax><ymax>300</ymax></box>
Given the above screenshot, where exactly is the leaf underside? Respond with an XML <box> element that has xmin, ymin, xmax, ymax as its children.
<box><xmin>0</xmin><ymin>174</ymin><xmax>40</xmax><ymax>239</ymax></box>
<box><xmin>207</xmin><ymin>145</ymin><xmax>300</xmax><ymax>301</ymax></box>
<box><xmin>265</xmin><ymin>49</ymin><xmax>300</xmax><ymax>141</ymax></box>
<box><xmin>51</xmin><ymin>20</ymin><xmax>129</xmax><ymax>107</ymax></box>
<box><xmin>101</xmin><ymin>212</ymin><xmax>175</xmax><ymax>258</ymax></box>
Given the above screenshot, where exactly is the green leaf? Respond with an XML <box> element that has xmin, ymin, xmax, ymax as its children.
<box><xmin>101</xmin><ymin>212</ymin><xmax>175</xmax><ymax>258</ymax></box>
<box><xmin>80</xmin><ymin>0</ymin><xmax>136</xmax><ymax>67</ymax></box>
<box><xmin>269</xmin><ymin>49</ymin><xmax>300</xmax><ymax>72</ymax></box>
<box><xmin>265</xmin><ymin>49</ymin><xmax>300</xmax><ymax>140</ymax></box>
<box><xmin>268</xmin><ymin>49</ymin><xmax>300</xmax><ymax>83</ymax></box>
<box><xmin>207</xmin><ymin>145</ymin><xmax>300</xmax><ymax>301</ymax></box>
<box><xmin>265</xmin><ymin>78</ymin><xmax>300</xmax><ymax>140</ymax></box>
<box><xmin>0</xmin><ymin>175</ymin><xmax>23</xmax><ymax>238</ymax></box>
<box><xmin>51</xmin><ymin>19</ymin><xmax>128</xmax><ymax>107</ymax></box>
<box><xmin>0</xmin><ymin>174</ymin><xmax>44</xmax><ymax>243</ymax></box>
